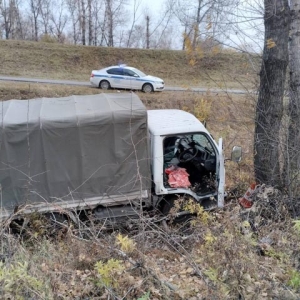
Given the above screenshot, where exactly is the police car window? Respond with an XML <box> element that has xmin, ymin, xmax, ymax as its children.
<box><xmin>123</xmin><ymin>69</ymin><xmax>136</xmax><ymax>77</ymax></box>
<box><xmin>107</xmin><ymin>68</ymin><xmax>123</xmax><ymax>75</ymax></box>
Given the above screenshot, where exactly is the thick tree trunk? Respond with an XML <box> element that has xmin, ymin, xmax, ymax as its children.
<box><xmin>286</xmin><ymin>0</ymin><xmax>300</xmax><ymax>193</ymax></box>
<box><xmin>254</xmin><ymin>0</ymin><xmax>290</xmax><ymax>186</ymax></box>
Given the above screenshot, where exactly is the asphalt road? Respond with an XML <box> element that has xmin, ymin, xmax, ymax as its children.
<box><xmin>0</xmin><ymin>75</ymin><xmax>251</xmax><ymax>94</ymax></box>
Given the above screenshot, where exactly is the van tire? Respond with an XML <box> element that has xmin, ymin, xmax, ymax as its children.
<box><xmin>162</xmin><ymin>197</ymin><xmax>193</xmax><ymax>224</ymax></box>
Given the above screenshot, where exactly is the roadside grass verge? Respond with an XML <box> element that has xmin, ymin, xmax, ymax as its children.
<box><xmin>0</xmin><ymin>39</ymin><xmax>259</xmax><ymax>89</ymax></box>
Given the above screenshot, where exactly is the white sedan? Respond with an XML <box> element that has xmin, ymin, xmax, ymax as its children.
<box><xmin>90</xmin><ymin>65</ymin><xmax>164</xmax><ymax>93</ymax></box>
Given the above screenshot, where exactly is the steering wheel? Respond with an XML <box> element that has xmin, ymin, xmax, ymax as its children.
<box><xmin>178</xmin><ymin>147</ymin><xmax>199</xmax><ymax>163</ymax></box>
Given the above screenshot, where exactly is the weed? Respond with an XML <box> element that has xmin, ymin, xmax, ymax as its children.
<box><xmin>0</xmin><ymin>261</ymin><xmax>46</xmax><ymax>299</ymax></box>
<box><xmin>137</xmin><ymin>291</ymin><xmax>151</xmax><ymax>300</ymax></box>
<box><xmin>293</xmin><ymin>220</ymin><xmax>300</xmax><ymax>234</ymax></box>
<box><xmin>288</xmin><ymin>270</ymin><xmax>300</xmax><ymax>290</ymax></box>
<box><xmin>115</xmin><ymin>234</ymin><xmax>136</xmax><ymax>253</ymax></box>
<box><xmin>203</xmin><ymin>267</ymin><xmax>219</xmax><ymax>282</ymax></box>
<box><xmin>182</xmin><ymin>198</ymin><xmax>211</xmax><ymax>224</ymax></box>
<box><xmin>94</xmin><ymin>259</ymin><xmax>125</xmax><ymax>288</ymax></box>
<box><xmin>183</xmin><ymin>96</ymin><xmax>212</xmax><ymax>123</ymax></box>
<box><xmin>264</xmin><ymin>248</ymin><xmax>288</xmax><ymax>262</ymax></box>
<box><xmin>203</xmin><ymin>231</ymin><xmax>217</xmax><ymax>245</ymax></box>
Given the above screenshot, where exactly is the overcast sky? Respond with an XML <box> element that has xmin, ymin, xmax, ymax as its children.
<box><xmin>138</xmin><ymin>0</ymin><xmax>164</xmax><ymax>13</ymax></box>
<box><xmin>132</xmin><ymin>0</ymin><xmax>264</xmax><ymax>52</ymax></box>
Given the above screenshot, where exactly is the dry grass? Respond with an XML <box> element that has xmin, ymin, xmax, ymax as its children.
<box><xmin>0</xmin><ymin>39</ymin><xmax>260</xmax><ymax>89</ymax></box>
<box><xmin>1</xmin><ymin>195</ymin><xmax>299</xmax><ymax>299</ymax></box>
<box><xmin>2</xmin><ymin>62</ymin><xmax>299</xmax><ymax>299</ymax></box>
<box><xmin>0</xmin><ymin>81</ymin><xmax>99</xmax><ymax>100</ymax></box>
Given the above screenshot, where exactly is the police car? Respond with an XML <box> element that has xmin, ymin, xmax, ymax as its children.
<box><xmin>90</xmin><ymin>65</ymin><xmax>164</xmax><ymax>93</ymax></box>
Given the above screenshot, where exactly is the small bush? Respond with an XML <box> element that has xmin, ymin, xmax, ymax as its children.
<box><xmin>289</xmin><ymin>270</ymin><xmax>300</xmax><ymax>291</ymax></box>
<box><xmin>40</xmin><ymin>34</ymin><xmax>57</xmax><ymax>43</ymax></box>
<box><xmin>183</xmin><ymin>96</ymin><xmax>212</xmax><ymax>122</ymax></box>
<box><xmin>94</xmin><ymin>259</ymin><xmax>125</xmax><ymax>288</ymax></box>
<box><xmin>116</xmin><ymin>233</ymin><xmax>136</xmax><ymax>253</ymax></box>
<box><xmin>0</xmin><ymin>261</ymin><xmax>47</xmax><ymax>299</ymax></box>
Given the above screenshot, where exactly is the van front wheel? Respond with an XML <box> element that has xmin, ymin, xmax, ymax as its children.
<box><xmin>162</xmin><ymin>198</ymin><xmax>194</xmax><ymax>225</ymax></box>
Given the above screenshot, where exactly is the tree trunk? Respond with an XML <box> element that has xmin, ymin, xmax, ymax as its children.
<box><xmin>14</xmin><ymin>1</ymin><xmax>23</xmax><ymax>39</ymax></box>
<box><xmin>254</xmin><ymin>0</ymin><xmax>290</xmax><ymax>186</ymax></box>
<box><xmin>286</xmin><ymin>0</ymin><xmax>300</xmax><ymax>193</ymax></box>
<box><xmin>81</xmin><ymin>0</ymin><xmax>86</xmax><ymax>45</ymax></box>
<box><xmin>146</xmin><ymin>15</ymin><xmax>150</xmax><ymax>49</ymax></box>
<box><xmin>106</xmin><ymin>0</ymin><xmax>113</xmax><ymax>47</ymax></box>
<box><xmin>88</xmin><ymin>0</ymin><xmax>92</xmax><ymax>45</ymax></box>
<box><xmin>192</xmin><ymin>0</ymin><xmax>201</xmax><ymax>50</ymax></box>
<box><xmin>126</xmin><ymin>0</ymin><xmax>139</xmax><ymax>48</ymax></box>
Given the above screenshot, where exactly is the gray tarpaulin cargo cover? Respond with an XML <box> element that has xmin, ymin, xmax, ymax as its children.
<box><xmin>0</xmin><ymin>93</ymin><xmax>151</xmax><ymax>215</ymax></box>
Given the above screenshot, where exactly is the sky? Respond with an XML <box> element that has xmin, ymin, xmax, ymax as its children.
<box><xmin>136</xmin><ymin>0</ymin><xmax>164</xmax><ymax>14</ymax></box>
<box><xmin>131</xmin><ymin>0</ymin><xmax>264</xmax><ymax>53</ymax></box>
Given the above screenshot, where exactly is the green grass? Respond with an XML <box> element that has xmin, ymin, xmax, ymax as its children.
<box><xmin>0</xmin><ymin>39</ymin><xmax>260</xmax><ymax>89</ymax></box>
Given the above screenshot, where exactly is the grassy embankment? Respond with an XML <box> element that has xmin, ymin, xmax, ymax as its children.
<box><xmin>0</xmin><ymin>39</ymin><xmax>258</xmax><ymax>88</ymax></box>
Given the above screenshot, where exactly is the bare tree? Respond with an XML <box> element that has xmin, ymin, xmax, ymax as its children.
<box><xmin>80</xmin><ymin>0</ymin><xmax>86</xmax><ymax>45</ymax></box>
<box><xmin>49</xmin><ymin>0</ymin><xmax>68</xmax><ymax>42</ymax></box>
<box><xmin>126</xmin><ymin>0</ymin><xmax>142</xmax><ymax>47</ymax></box>
<box><xmin>285</xmin><ymin>0</ymin><xmax>300</xmax><ymax>195</ymax></box>
<box><xmin>66</xmin><ymin>0</ymin><xmax>80</xmax><ymax>44</ymax></box>
<box><xmin>151</xmin><ymin>2</ymin><xmax>175</xmax><ymax>49</ymax></box>
<box><xmin>146</xmin><ymin>14</ymin><xmax>149</xmax><ymax>49</ymax></box>
<box><xmin>0</xmin><ymin>0</ymin><xmax>21</xmax><ymax>39</ymax></box>
<box><xmin>39</xmin><ymin>0</ymin><xmax>51</xmax><ymax>35</ymax></box>
<box><xmin>104</xmin><ymin>0</ymin><xmax>128</xmax><ymax>47</ymax></box>
<box><xmin>105</xmin><ymin>0</ymin><xmax>113</xmax><ymax>46</ymax></box>
<box><xmin>87</xmin><ymin>0</ymin><xmax>92</xmax><ymax>45</ymax></box>
<box><xmin>172</xmin><ymin>0</ymin><xmax>219</xmax><ymax>50</ymax></box>
<box><xmin>12</xmin><ymin>0</ymin><xmax>23</xmax><ymax>39</ymax></box>
<box><xmin>137</xmin><ymin>1</ymin><xmax>175</xmax><ymax>49</ymax></box>
<box><xmin>220</xmin><ymin>0</ymin><xmax>264</xmax><ymax>52</ymax></box>
<box><xmin>254</xmin><ymin>0</ymin><xmax>290</xmax><ymax>186</ymax></box>
<box><xmin>0</xmin><ymin>0</ymin><xmax>12</xmax><ymax>38</ymax></box>
<box><xmin>29</xmin><ymin>0</ymin><xmax>42</xmax><ymax>41</ymax></box>
<box><xmin>92</xmin><ymin>0</ymin><xmax>105</xmax><ymax>45</ymax></box>
<box><xmin>124</xmin><ymin>23</ymin><xmax>146</xmax><ymax>48</ymax></box>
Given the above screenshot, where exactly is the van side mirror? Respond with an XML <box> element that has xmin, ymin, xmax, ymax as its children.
<box><xmin>231</xmin><ymin>146</ymin><xmax>242</xmax><ymax>163</ymax></box>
